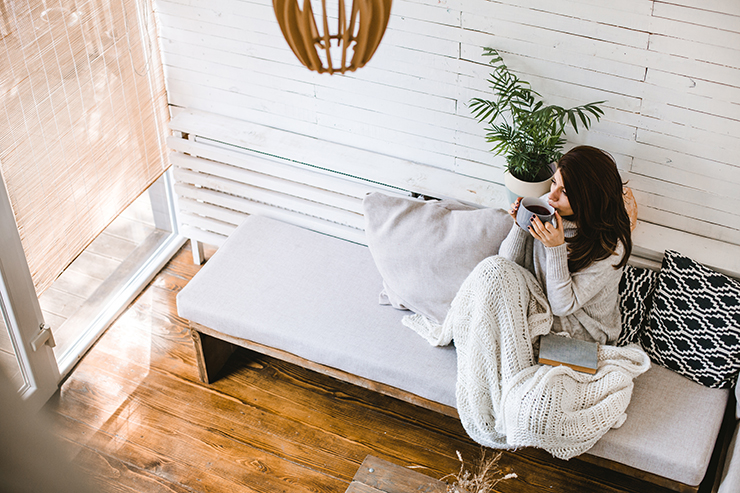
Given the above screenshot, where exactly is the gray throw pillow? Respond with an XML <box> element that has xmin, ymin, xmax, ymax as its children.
<box><xmin>363</xmin><ymin>192</ymin><xmax>511</xmax><ymax>324</ymax></box>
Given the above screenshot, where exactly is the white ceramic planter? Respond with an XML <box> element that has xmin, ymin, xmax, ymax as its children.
<box><xmin>504</xmin><ymin>169</ymin><xmax>553</xmax><ymax>203</ymax></box>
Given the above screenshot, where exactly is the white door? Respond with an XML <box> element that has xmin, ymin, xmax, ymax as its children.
<box><xmin>0</xmin><ymin>178</ymin><xmax>60</xmax><ymax>410</ymax></box>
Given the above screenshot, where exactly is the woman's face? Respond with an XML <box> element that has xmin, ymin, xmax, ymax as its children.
<box><xmin>548</xmin><ymin>169</ymin><xmax>574</xmax><ymax>217</ymax></box>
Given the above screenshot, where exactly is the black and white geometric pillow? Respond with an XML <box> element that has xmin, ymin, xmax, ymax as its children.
<box><xmin>640</xmin><ymin>250</ymin><xmax>740</xmax><ymax>389</ymax></box>
<box><xmin>617</xmin><ymin>265</ymin><xmax>658</xmax><ymax>347</ymax></box>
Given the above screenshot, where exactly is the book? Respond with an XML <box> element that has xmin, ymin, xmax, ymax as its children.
<box><xmin>538</xmin><ymin>333</ymin><xmax>599</xmax><ymax>374</ymax></box>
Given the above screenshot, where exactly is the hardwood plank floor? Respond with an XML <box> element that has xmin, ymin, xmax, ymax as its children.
<box><xmin>46</xmin><ymin>243</ymin><xmax>706</xmax><ymax>493</ymax></box>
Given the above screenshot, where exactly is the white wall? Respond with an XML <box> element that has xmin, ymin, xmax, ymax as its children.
<box><xmin>154</xmin><ymin>0</ymin><xmax>740</xmax><ymax>246</ymax></box>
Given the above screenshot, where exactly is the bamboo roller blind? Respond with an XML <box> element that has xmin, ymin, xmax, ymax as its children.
<box><xmin>0</xmin><ymin>0</ymin><xmax>170</xmax><ymax>296</ymax></box>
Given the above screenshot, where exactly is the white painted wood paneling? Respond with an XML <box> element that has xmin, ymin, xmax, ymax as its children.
<box><xmin>155</xmin><ymin>0</ymin><xmax>740</xmax><ymax>274</ymax></box>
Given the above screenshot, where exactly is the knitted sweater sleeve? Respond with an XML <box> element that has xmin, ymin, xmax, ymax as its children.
<box><xmin>498</xmin><ymin>223</ymin><xmax>531</xmax><ymax>268</ymax></box>
<box><xmin>544</xmin><ymin>243</ymin><xmax>623</xmax><ymax>317</ymax></box>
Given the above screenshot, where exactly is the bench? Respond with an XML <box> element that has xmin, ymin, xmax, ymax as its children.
<box><xmin>170</xmin><ymin>109</ymin><xmax>740</xmax><ymax>492</ymax></box>
<box><xmin>177</xmin><ymin>213</ymin><xmax>730</xmax><ymax>493</ymax></box>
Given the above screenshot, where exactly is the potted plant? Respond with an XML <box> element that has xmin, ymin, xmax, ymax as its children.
<box><xmin>470</xmin><ymin>48</ymin><xmax>605</xmax><ymax>199</ymax></box>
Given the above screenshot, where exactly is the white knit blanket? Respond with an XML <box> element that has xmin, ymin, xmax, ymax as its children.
<box><xmin>403</xmin><ymin>256</ymin><xmax>650</xmax><ymax>460</ymax></box>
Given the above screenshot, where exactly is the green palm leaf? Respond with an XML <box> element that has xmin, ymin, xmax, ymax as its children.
<box><xmin>469</xmin><ymin>48</ymin><xmax>605</xmax><ymax>181</ymax></box>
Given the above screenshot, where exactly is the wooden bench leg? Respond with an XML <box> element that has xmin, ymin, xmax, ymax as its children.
<box><xmin>190</xmin><ymin>327</ymin><xmax>236</xmax><ymax>384</ymax></box>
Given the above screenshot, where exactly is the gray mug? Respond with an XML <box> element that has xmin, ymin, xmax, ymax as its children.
<box><xmin>516</xmin><ymin>197</ymin><xmax>555</xmax><ymax>230</ymax></box>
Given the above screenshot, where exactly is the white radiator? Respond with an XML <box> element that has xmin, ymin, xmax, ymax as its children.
<box><xmin>167</xmin><ymin>109</ymin><xmax>506</xmax><ymax>249</ymax></box>
<box><xmin>168</xmin><ymin>124</ymin><xmax>413</xmax><ymax>248</ymax></box>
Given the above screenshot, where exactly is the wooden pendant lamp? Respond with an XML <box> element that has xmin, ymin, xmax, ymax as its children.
<box><xmin>273</xmin><ymin>0</ymin><xmax>392</xmax><ymax>74</ymax></box>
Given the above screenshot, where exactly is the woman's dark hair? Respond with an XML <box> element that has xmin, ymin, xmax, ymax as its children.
<box><xmin>557</xmin><ymin>146</ymin><xmax>632</xmax><ymax>273</ymax></box>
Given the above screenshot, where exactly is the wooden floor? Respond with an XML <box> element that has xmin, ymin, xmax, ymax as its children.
<box><xmin>46</xmin><ymin>243</ymin><xmax>701</xmax><ymax>493</ymax></box>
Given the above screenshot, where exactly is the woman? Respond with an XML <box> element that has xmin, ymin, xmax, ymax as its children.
<box><xmin>405</xmin><ymin>145</ymin><xmax>641</xmax><ymax>452</ymax></box>
<box><xmin>402</xmin><ymin>145</ymin><xmax>646</xmax><ymax>454</ymax></box>
<box><xmin>501</xmin><ymin>145</ymin><xmax>633</xmax><ymax>344</ymax></box>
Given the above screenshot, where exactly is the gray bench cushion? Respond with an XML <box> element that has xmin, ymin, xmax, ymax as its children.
<box><xmin>589</xmin><ymin>364</ymin><xmax>727</xmax><ymax>486</ymax></box>
<box><xmin>177</xmin><ymin>215</ymin><xmax>728</xmax><ymax>487</ymax></box>
<box><xmin>177</xmin><ymin>215</ymin><xmax>458</xmax><ymax>407</ymax></box>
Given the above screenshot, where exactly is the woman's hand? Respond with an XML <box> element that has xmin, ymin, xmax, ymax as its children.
<box><xmin>508</xmin><ymin>197</ymin><xmax>523</xmax><ymax>222</ymax></box>
<box><xmin>528</xmin><ymin>211</ymin><xmax>565</xmax><ymax>247</ymax></box>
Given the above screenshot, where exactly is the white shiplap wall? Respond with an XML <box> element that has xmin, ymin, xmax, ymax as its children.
<box><xmin>154</xmin><ymin>0</ymin><xmax>740</xmax><ymax>269</ymax></box>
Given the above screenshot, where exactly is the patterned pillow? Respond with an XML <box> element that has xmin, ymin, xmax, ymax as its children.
<box><xmin>640</xmin><ymin>250</ymin><xmax>740</xmax><ymax>389</ymax></box>
<box><xmin>616</xmin><ymin>265</ymin><xmax>658</xmax><ymax>347</ymax></box>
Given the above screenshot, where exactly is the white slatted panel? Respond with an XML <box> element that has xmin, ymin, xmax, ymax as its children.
<box><xmin>156</xmin><ymin>0</ymin><xmax>740</xmax><ymax>273</ymax></box>
<box><xmin>168</xmin><ymin>133</ymin><xmax>401</xmax><ymax>246</ymax></box>
<box><xmin>167</xmin><ymin>109</ymin><xmax>508</xmax><ymax>246</ymax></box>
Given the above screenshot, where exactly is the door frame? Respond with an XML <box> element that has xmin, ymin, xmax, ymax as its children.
<box><xmin>0</xmin><ymin>169</ymin><xmax>184</xmax><ymax>408</ymax></box>
<box><xmin>54</xmin><ymin>170</ymin><xmax>185</xmax><ymax>377</ymax></box>
<box><xmin>0</xmin><ymin>176</ymin><xmax>60</xmax><ymax>410</ymax></box>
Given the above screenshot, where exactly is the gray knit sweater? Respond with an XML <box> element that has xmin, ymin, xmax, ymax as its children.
<box><xmin>498</xmin><ymin>219</ymin><xmax>624</xmax><ymax>344</ymax></box>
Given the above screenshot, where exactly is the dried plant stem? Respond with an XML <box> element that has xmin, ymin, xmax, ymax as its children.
<box><xmin>444</xmin><ymin>449</ymin><xmax>517</xmax><ymax>493</ymax></box>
